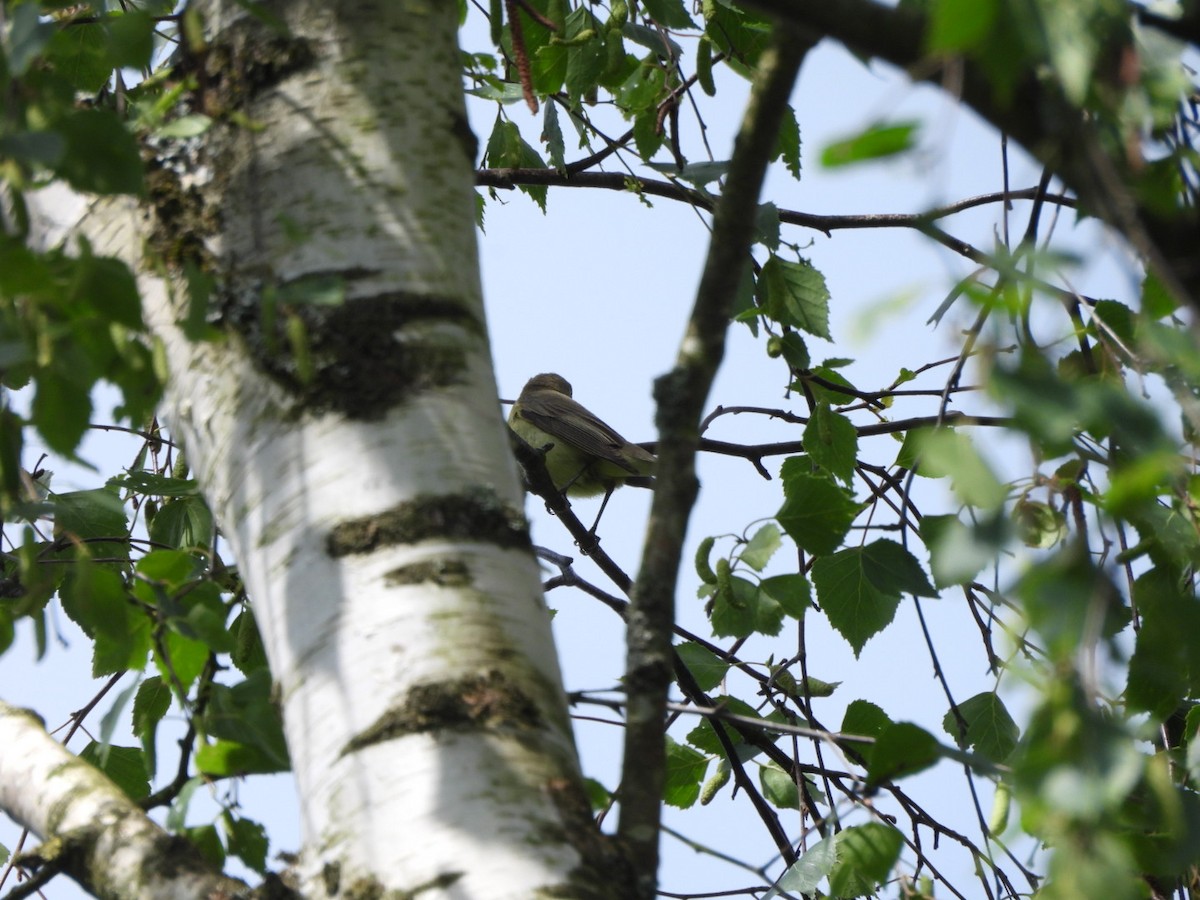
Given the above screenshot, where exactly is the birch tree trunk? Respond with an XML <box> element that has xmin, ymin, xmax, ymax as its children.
<box><xmin>79</xmin><ymin>1</ymin><xmax>625</xmax><ymax>896</ymax></box>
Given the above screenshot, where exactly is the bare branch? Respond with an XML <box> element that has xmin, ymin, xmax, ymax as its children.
<box><xmin>620</xmin><ymin>24</ymin><xmax>816</xmax><ymax>896</ymax></box>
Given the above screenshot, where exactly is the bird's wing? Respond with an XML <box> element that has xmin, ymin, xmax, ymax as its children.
<box><xmin>517</xmin><ymin>390</ymin><xmax>648</xmax><ymax>474</ymax></box>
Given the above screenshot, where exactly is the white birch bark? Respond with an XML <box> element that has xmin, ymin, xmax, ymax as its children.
<box><xmin>0</xmin><ymin>701</ymin><xmax>249</xmax><ymax>899</ymax></box>
<box><xmin>24</xmin><ymin>1</ymin><xmax>622</xmax><ymax>897</ymax></box>
<box><xmin>154</xmin><ymin>1</ymin><xmax>606</xmax><ymax>895</ymax></box>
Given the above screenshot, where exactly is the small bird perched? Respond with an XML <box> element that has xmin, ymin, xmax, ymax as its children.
<box><xmin>508</xmin><ymin>373</ymin><xmax>655</xmax><ymax>529</ymax></box>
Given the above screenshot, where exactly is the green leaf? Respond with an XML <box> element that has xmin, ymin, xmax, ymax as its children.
<box><xmin>759</xmin><ymin>760</ymin><xmax>799</xmax><ymax>809</ymax></box>
<box><xmin>759</xmin><ymin>255</ymin><xmax>832</xmax><ymax>340</ymax></box>
<box><xmin>466</xmin><ymin>81</ymin><xmax>527</xmax><ymax>103</ymax></box>
<box><xmin>920</xmin><ymin>512</ymin><xmax>1007</xmax><ymax>588</ymax></box>
<box><xmin>842</xmin><ymin>699</ymin><xmax>892</xmax><ymax>740</ymax></box>
<box><xmin>821</xmin><ymin>121</ymin><xmax>920</xmax><ymax>168</ymax></box>
<box><xmin>173</xmin><ymin>581</ymin><xmax>234</xmax><ymax>653</ymax></box>
<box><xmin>776</xmin><ymin>331</ymin><xmax>810</xmax><ymax>369</ymax></box>
<box><xmin>109</xmin><ymin>472</ymin><xmax>199</xmax><ymax>497</ymax></box>
<box><xmin>632</xmin><ymin>107</ymin><xmax>665</xmax><ymax>159</ymax></box>
<box><xmin>759</xmin><ymin>573</ymin><xmax>811</xmax><ymax>619</ymax></box>
<box><xmin>166</xmin><ymin>776</ymin><xmax>203</xmax><ymax>831</ymax></box>
<box><xmin>98</xmin><ymin>680</ymin><xmax>139</xmax><ymax>753</ymax></box>
<box><xmin>1089</xmin><ymin>299</ymin><xmax>1136</xmax><ymax>346</ymax></box>
<box><xmin>9</xmin><ymin>533</ymin><xmax>64</xmax><ymax>618</ymax></box>
<box><xmin>803</xmin><ymin>403</ymin><xmax>858</xmax><ymax>485</ymax></box>
<box><xmin>156</xmin><ymin>115</ymin><xmax>213</xmax><ymax>139</ymax></box>
<box><xmin>530</xmin><ymin>32</ymin><xmax>567</xmax><ymax>94</ymax></box>
<box><xmin>1126</xmin><ymin>569</ymin><xmax>1200</xmax><ymax>720</ymax></box>
<box><xmin>827</xmin><ymin>823</ymin><xmax>904</xmax><ymax>897</ymax></box>
<box><xmin>0</xmin><ymin>608</ymin><xmax>14</xmax><ymax>657</ymax></box>
<box><xmin>102</xmin><ymin>9</ymin><xmax>155</xmax><ymax>70</ymax></box>
<box><xmin>617</xmin><ymin>59</ymin><xmax>667</xmax><ymax>111</ymax></box>
<box><xmin>860</xmin><ymin>538</ymin><xmax>937</xmax><ymax>597</ymax></box>
<box><xmin>483</xmin><ymin>120</ymin><xmax>548</xmax><ymax>210</ymax></box>
<box><xmin>663</xmin><ymin>734</ymin><xmax>709</xmax><ymax>808</ymax></box>
<box><xmin>813</xmin><ymin>547</ymin><xmax>903</xmax><ymax>656</ymax></box>
<box><xmin>72</xmin><ymin>254</ymin><xmax>142</xmax><ymax>329</ymax></box>
<box><xmin>868</xmin><ymin>722</ymin><xmax>942</xmax><ymax>785</ymax></box>
<box><xmin>79</xmin><ymin>743</ymin><xmax>150</xmax><ymax>801</ymax></box>
<box><xmin>1040</xmin><ymin>834</ymin><xmax>1146</xmax><ymax>900</ymax></box>
<box><xmin>224</xmin><ymin>814</ymin><xmax>269</xmax><ymax>875</ymax></box>
<box><xmin>773</xmin><ymin>105</ymin><xmax>802</xmax><ymax>179</ymax></box>
<box><xmin>195</xmin><ymin>739</ymin><xmax>286</xmax><ymax>777</ymax></box>
<box><xmin>645</xmin><ymin>159</ymin><xmax>731</xmax><ymax>188</ymax></box>
<box><xmin>1015</xmin><ymin>685</ymin><xmax>1145</xmax><ymax>826</ymax></box>
<box><xmin>55</xmin><ymin>109</ymin><xmax>144</xmax><ymax>195</ymax></box>
<box><xmin>1016</xmin><ymin>549</ymin><xmax>1127</xmax><ymax>661</ymax></box>
<box><xmin>944</xmin><ymin>692</ymin><xmax>1019</xmax><ymax>762</ymax></box>
<box><xmin>992</xmin><ymin>350</ymin><xmax>1170</xmax><ymax>459</ymax></box>
<box><xmin>33</xmin><ymin>369</ymin><xmax>92</xmax><ymax>455</ymax></box>
<box><xmin>0</xmin><ymin>240</ymin><xmax>52</xmax><ymax>304</ymax></box>
<box><xmin>703</xmin><ymin>3</ymin><xmax>772</xmax><ymax>74</ymax></box>
<box><xmin>1038</xmin><ymin>0</ymin><xmax>1117</xmax><ymax>106</ymax></box>
<box><xmin>776</xmin><ymin>465</ymin><xmax>860</xmax><ymax>556</ymax></box>
<box><xmin>641</xmin><ymin>0</ymin><xmax>695</xmax><ymax>29</ymax></box>
<box><xmin>927</xmin><ymin>0</ymin><xmax>998</xmax><ymax>51</ymax></box>
<box><xmin>133</xmin><ymin>675</ymin><xmax>171</xmax><ymax>777</ymax></box>
<box><xmin>622</xmin><ymin>21</ymin><xmax>683</xmax><ymax>58</ymax></box>
<box><xmin>802</xmin><ymin>364</ymin><xmax>857</xmax><ymax>406</ymax></box>
<box><xmin>583</xmin><ymin>777</ymin><xmax>612</xmax><ymax>810</ymax></box>
<box><xmin>1187</xmin><ymin>708</ymin><xmax>1200</xmax><ymax>785</ymax></box>
<box><xmin>1141</xmin><ymin>270</ymin><xmax>1177</xmax><ymax>319</ymax></box>
<box><xmin>902</xmin><ymin>427</ymin><xmax>1006</xmax><ymax>509</ymax></box>
<box><xmin>776</xmin><ymin>834</ymin><xmax>837</xmax><ymax>893</ymax></box>
<box><xmin>676</xmin><ymin>641</ymin><xmax>728</xmax><ymax>691</ymax></box>
<box><xmin>564</xmin><ymin>34</ymin><xmax>606</xmax><ymax>101</ymax></box>
<box><xmin>157</xmin><ymin>629</ymin><xmax>212</xmax><ymax>694</ymax></box>
<box><xmin>136</xmin><ymin>548</ymin><xmax>204</xmax><ymax>587</ymax></box>
<box><xmin>201</xmin><ymin>671</ymin><xmax>290</xmax><ymax>773</ymax></box>
<box><xmin>64</xmin><ymin>567</ymin><xmax>151</xmax><ymax>675</ymax></box>
<box><xmin>755</xmin><ymin>201</ymin><xmax>780</xmax><ymax>251</ymax></box>
<box><xmin>183</xmin><ymin>824</ymin><xmax>225</xmax><ymax>868</ymax></box>
<box><xmin>182</xmin><ymin>262</ymin><xmax>217</xmax><ymax>341</ymax></box>
<box><xmin>740</xmin><ymin>523</ymin><xmax>781</xmax><ymax>571</ymax></box>
<box><xmin>1105</xmin><ymin>451</ymin><xmax>1188</xmax><ymax>518</ymax></box>
<box><xmin>232</xmin><ymin>609</ymin><xmax>270</xmax><ymax>675</ymax></box>
<box><xmin>46</xmin><ymin>10</ymin><xmax>153</xmax><ymax>91</ymax></box>
<box><xmin>686</xmin><ymin>695</ymin><xmax>778</xmax><ymax>756</ymax></box>
<box><xmin>150</xmin><ymin>495</ymin><xmax>215</xmax><ymax>550</ymax></box>
<box><xmin>711</xmin><ymin>574</ymin><xmax>787</xmax><ymax>638</ymax></box>
<box><xmin>52</xmin><ymin>488</ymin><xmax>130</xmax><ymax>559</ymax></box>
<box><xmin>541</xmin><ymin>101</ymin><xmax>565</xmax><ymax>170</ymax></box>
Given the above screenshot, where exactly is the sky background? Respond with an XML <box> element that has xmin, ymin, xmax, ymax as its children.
<box><xmin>0</xmin><ymin>8</ymin><xmax>1147</xmax><ymax>899</ymax></box>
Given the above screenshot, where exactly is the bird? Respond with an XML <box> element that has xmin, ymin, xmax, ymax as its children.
<box><xmin>507</xmin><ymin>373</ymin><xmax>655</xmax><ymax>531</ymax></box>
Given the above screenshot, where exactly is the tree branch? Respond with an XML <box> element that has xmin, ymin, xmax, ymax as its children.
<box><xmin>477</xmin><ymin>167</ymin><xmax>1077</xmax><ymax>235</ymax></box>
<box><xmin>739</xmin><ymin>0</ymin><xmax>1200</xmax><ymax>308</ymax></box>
<box><xmin>0</xmin><ymin>701</ymin><xmax>261</xmax><ymax>900</ymax></box>
<box><xmin>619</xmin><ymin>23</ymin><xmax>815</xmax><ymax>898</ymax></box>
